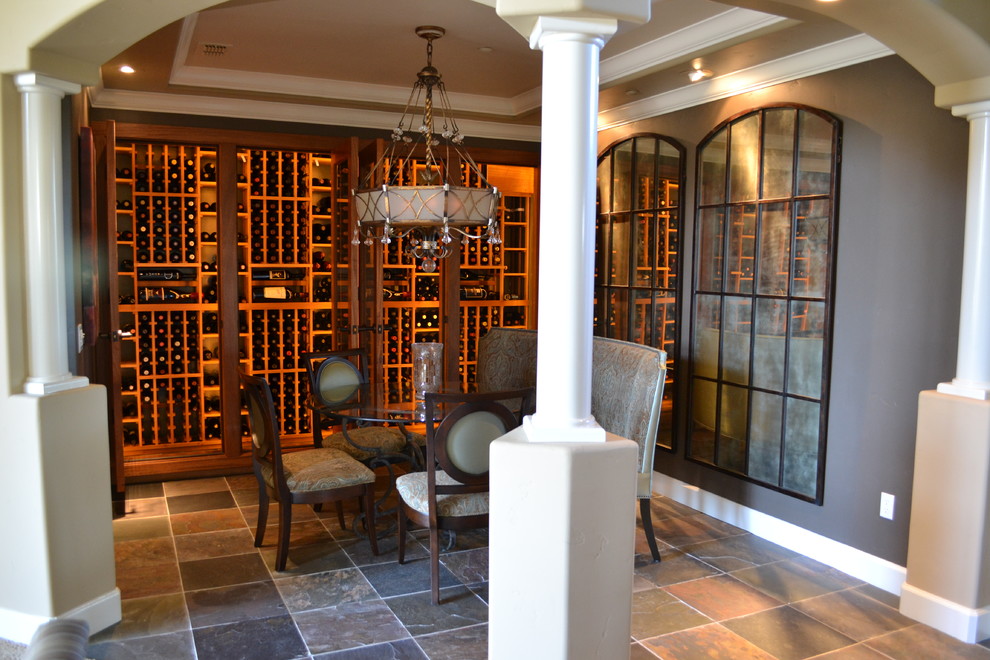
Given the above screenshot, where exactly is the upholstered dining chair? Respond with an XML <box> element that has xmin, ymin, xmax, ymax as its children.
<box><xmin>240</xmin><ymin>371</ymin><xmax>379</xmax><ymax>571</ymax></box>
<box><xmin>477</xmin><ymin>328</ymin><xmax>668</xmax><ymax>563</ymax></box>
<box><xmin>302</xmin><ymin>349</ymin><xmax>419</xmax><ymax>468</ymax></box>
<box><xmin>396</xmin><ymin>387</ymin><xmax>535</xmax><ymax>604</ymax></box>
<box><xmin>590</xmin><ymin>336</ymin><xmax>668</xmax><ymax>563</ymax></box>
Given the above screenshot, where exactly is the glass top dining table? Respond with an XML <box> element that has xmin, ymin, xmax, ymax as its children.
<box><xmin>304</xmin><ymin>380</ymin><xmax>469</xmax><ymax>427</ymax></box>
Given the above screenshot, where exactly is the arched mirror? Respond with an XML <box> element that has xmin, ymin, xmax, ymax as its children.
<box><xmin>596</xmin><ymin>134</ymin><xmax>685</xmax><ymax>450</ymax></box>
<box><xmin>689</xmin><ymin>105</ymin><xmax>841</xmax><ymax>502</ymax></box>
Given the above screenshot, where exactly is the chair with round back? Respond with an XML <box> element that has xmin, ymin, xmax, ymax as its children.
<box><xmin>303</xmin><ymin>349</ymin><xmax>416</xmax><ymax>466</ymax></box>
<box><xmin>240</xmin><ymin>371</ymin><xmax>379</xmax><ymax>570</ymax></box>
<box><xmin>395</xmin><ymin>386</ymin><xmax>535</xmax><ymax>604</ymax></box>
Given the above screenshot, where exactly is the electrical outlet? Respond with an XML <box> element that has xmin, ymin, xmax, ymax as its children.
<box><xmin>880</xmin><ymin>492</ymin><xmax>895</xmax><ymax>520</ymax></box>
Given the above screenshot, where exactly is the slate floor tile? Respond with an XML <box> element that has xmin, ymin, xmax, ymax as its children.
<box><xmin>192</xmin><ymin>614</ymin><xmax>308</xmax><ymax>660</ymax></box>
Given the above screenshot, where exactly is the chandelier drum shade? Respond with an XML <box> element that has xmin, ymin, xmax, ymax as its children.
<box><xmin>352</xmin><ymin>26</ymin><xmax>501</xmax><ymax>272</ymax></box>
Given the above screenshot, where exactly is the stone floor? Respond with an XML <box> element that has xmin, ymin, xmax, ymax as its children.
<box><xmin>88</xmin><ymin>474</ymin><xmax>990</xmax><ymax>659</ymax></box>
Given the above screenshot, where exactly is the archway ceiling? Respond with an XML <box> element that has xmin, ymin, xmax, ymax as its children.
<box><xmin>86</xmin><ymin>0</ymin><xmax>944</xmax><ymax>140</ymax></box>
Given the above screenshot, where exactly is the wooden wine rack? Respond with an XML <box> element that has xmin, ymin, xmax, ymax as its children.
<box><xmin>112</xmin><ymin>139</ymin><xmax>353</xmax><ymax>465</ymax></box>
<box><xmin>374</xmin><ymin>162</ymin><xmax>537</xmax><ymax>402</ymax></box>
<box><xmin>94</xmin><ymin>122</ymin><xmax>538</xmax><ymax>481</ymax></box>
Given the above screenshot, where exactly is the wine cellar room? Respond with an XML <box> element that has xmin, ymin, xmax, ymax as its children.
<box><xmin>85</xmin><ymin>119</ymin><xmax>541</xmax><ymax>490</ymax></box>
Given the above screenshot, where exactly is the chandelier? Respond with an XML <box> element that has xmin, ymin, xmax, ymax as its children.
<box><xmin>352</xmin><ymin>26</ymin><xmax>501</xmax><ymax>273</ymax></box>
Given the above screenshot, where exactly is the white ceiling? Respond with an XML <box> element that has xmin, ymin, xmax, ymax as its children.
<box><xmin>91</xmin><ymin>0</ymin><xmax>893</xmax><ymax>141</ymax></box>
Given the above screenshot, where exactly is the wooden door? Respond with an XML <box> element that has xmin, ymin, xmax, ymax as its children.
<box><xmin>84</xmin><ymin>121</ymin><xmax>127</xmax><ymax>501</ymax></box>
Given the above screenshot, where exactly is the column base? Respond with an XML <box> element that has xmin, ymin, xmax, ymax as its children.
<box><xmin>489</xmin><ymin>426</ymin><xmax>637</xmax><ymax>659</ymax></box>
<box><xmin>24</xmin><ymin>375</ymin><xmax>89</xmax><ymax>396</ymax></box>
<box><xmin>522</xmin><ymin>413</ymin><xmax>607</xmax><ymax>443</ymax></box>
<box><xmin>1</xmin><ymin>386</ymin><xmax>118</xmax><ymax>642</ymax></box>
<box><xmin>903</xmin><ymin>390</ymin><xmax>990</xmax><ymax>643</ymax></box>
<box><xmin>0</xmin><ymin>588</ymin><xmax>121</xmax><ymax>645</ymax></box>
<box><xmin>901</xmin><ymin>583</ymin><xmax>989</xmax><ymax>644</ymax></box>
<box><xmin>936</xmin><ymin>379</ymin><xmax>990</xmax><ymax>400</ymax></box>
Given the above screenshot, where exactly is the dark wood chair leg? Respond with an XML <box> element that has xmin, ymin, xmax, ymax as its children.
<box><xmin>430</xmin><ymin>526</ymin><xmax>441</xmax><ymax>605</ymax></box>
<box><xmin>640</xmin><ymin>497</ymin><xmax>662</xmax><ymax>563</ymax></box>
<box><xmin>336</xmin><ymin>500</ymin><xmax>346</xmax><ymax>529</ymax></box>
<box><xmin>364</xmin><ymin>485</ymin><xmax>379</xmax><ymax>556</ymax></box>
<box><xmin>397</xmin><ymin>506</ymin><xmax>407</xmax><ymax>564</ymax></box>
<box><xmin>254</xmin><ymin>488</ymin><xmax>269</xmax><ymax>547</ymax></box>
<box><xmin>275</xmin><ymin>498</ymin><xmax>293</xmax><ymax>571</ymax></box>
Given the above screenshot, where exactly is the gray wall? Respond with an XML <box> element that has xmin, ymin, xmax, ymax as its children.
<box><xmin>599</xmin><ymin>56</ymin><xmax>969</xmax><ymax>565</ymax></box>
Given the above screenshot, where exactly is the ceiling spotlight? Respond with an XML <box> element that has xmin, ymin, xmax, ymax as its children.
<box><xmin>119</xmin><ymin>65</ymin><xmax>135</xmax><ymax>74</ymax></box>
<box><xmin>625</xmin><ymin>88</ymin><xmax>640</xmax><ymax>97</ymax></box>
<box><xmin>688</xmin><ymin>68</ymin><xmax>712</xmax><ymax>82</ymax></box>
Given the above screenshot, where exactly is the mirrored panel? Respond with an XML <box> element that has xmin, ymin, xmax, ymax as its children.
<box><xmin>718</xmin><ymin>384</ymin><xmax>749</xmax><ymax>472</ymax></box>
<box><xmin>794</xmin><ymin>198</ymin><xmax>830</xmax><ymax>299</ymax></box>
<box><xmin>757</xmin><ymin>202</ymin><xmax>791</xmax><ymax>296</ymax></box>
<box><xmin>597</xmin><ymin>135</ymin><xmax>685</xmax><ymax>452</ymax></box>
<box><xmin>752</xmin><ymin>297</ymin><xmax>786</xmax><ymax>391</ymax></box>
<box><xmin>634</xmin><ymin>212</ymin><xmax>654</xmax><ymax>286</ymax></box>
<box><xmin>798</xmin><ymin>112</ymin><xmax>834</xmax><ymax>196</ymax></box>
<box><xmin>613</xmin><ymin>140</ymin><xmax>633</xmax><ymax>212</ymax></box>
<box><xmin>729</xmin><ymin>115</ymin><xmax>760</xmax><ymax>202</ymax></box>
<box><xmin>692</xmin><ymin>293</ymin><xmax>721</xmax><ymax>380</ymax></box>
<box><xmin>762</xmin><ymin>108</ymin><xmax>795</xmax><ymax>199</ymax></box>
<box><xmin>634</xmin><ymin>137</ymin><xmax>656</xmax><ymax>210</ymax></box>
<box><xmin>721</xmin><ymin>297</ymin><xmax>752</xmax><ymax>386</ymax></box>
<box><xmin>697</xmin><ymin>207</ymin><xmax>725</xmax><ymax>292</ymax></box>
<box><xmin>605</xmin><ymin>288</ymin><xmax>629</xmax><ymax>339</ymax></box>
<box><xmin>609</xmin><ymin>215</ymin><xmax>631</xmax><ymax>286</ymax></box>
<box><xmin>597</xmin><ymin>154</ymin><xmax>612</xmax><ymax>214</ymax></box>
<box><xmin>727</xmin><ymin>204</ymin><xmax>757</xmax><ymax>294</ymax></box>
<box><xmin>690</xmin><ymin>377</ymin><xmax>718</xmax><ymax>463</ymax></box>
<box><xmin>783</xmin><ymin>398</ymin><xmax>820</xmax><ymax>498</ymax></box>
<box><xmin>690</xmin><ymin>106</ymin><xmax>839</xmax><ymax>503</ymax></box>
<box><xmin>699</xmin><ymin>129</ymin><xmax>727</xmax><ymax>206</ymax></box>
<box><xmin>749</xmin><ymin>391</ymin><xmax>783</xmax><ymax>484</ymax></box>
<box><xmin>631</xmin><ymin>288</ymin><xmax>654</xmax><ymax>345</ymax></box>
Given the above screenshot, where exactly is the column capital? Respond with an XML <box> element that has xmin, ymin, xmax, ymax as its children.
<box><xmin>14</xmin><ymin>72</ymin><xmax>81</xmax><ymax>97</ymax></box>
<box><xmin>528</xmin><ymin>16</ymin><xmax>618</xmax><ymax>50</ymax></box>
<box><xmin>953</xmin><ymin>100</ymin><xmax>990</xmax><ymax>120</ymax></box>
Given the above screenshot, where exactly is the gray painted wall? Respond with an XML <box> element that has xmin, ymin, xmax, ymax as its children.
<box><xmin>599</xmin><ymin>55</ymin><xmax>969</xmax><ymax>565</ymax></box>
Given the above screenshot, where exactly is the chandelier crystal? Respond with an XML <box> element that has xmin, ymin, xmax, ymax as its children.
<box><xmin>351</xmin><ymin>26</ymin><xmax>501</xmax><ymax>273</ymax></box>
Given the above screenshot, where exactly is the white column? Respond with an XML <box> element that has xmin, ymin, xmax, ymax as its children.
<box><xmin>14</xmin><ymin>73</ymin><xmax>88</xmax><ymax>396</ymax></box>
<box><xmin>937</xmin><ymin>101</ymin><xmax>990</xmax><ymax>400</ymax></box>
<box><xmin>526</xmin><ymin>17</ymin><xmax>616</xmax><ymax>443</ymax></box>
<box><xmin>490</xmin><ymin>16</ymin><xmax>639</xmax><ymax>660</ymax></box>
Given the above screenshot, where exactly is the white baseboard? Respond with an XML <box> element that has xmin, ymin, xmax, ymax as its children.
<box><xmin>653</xmin><ymin>473</ymin><xmax>907</xmax><ymax>595</ymax></box>
<box><xmin>0</xmin><ymin>588</ymin><xmax>121</xmax><ymax>645</ymax></box>
<box><xmin>901</xmin><ymin>582</ymin><xmax>990</xmax><ymax>644</ymax></box>
<box><xmin>63</xmin><ymin>588</ymin><xmax>122</xmax><ymax>637</ymax></box>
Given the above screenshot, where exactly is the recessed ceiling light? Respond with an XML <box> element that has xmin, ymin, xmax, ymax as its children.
<box><xmin>688</xmin><ymin>68</ymin><xmax>712</xmax><ymax>82</ymax></box>
<box><xmin>625</xmin><ymin>88</ymin><xmax>640</xmax><ymax>97</ymax></box>
<box><xmin>479</xmin><ymin>46</ymin><xmax>493</xmax><ymax>53</ymax></box>
<box><xmin>119</xmin><ymin>65</ymin><xmax>135</xmax><ymax>74</ymax></box>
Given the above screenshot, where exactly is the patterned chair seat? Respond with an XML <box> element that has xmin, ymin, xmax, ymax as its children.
<box><xmin>260</xmin><ymin>447</ymin><xmax>375</xmax><ymax>492</ymax></box>
<box><xmin>321</xmin><ymin>426</ymin><xmax>408</xmax><ymax>461</ymax></box>
<box><xmin>395</xmin><ymin>470</ymin><xmax>489</xmax><ymax>518</ymax></box>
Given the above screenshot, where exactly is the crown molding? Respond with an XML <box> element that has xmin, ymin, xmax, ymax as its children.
<box><xmin>87</xmin><ymin>85</ymin><xmax>543</xmax><ymax>142</ymax></box>
<box><xmin>170</xmin><ymin>64</ymin><xmax>528</xmax><ymax>117</ymax></box>
<box><xmin>598</xmin><ymin>33</ymin><xmax>893</xmax><ymax>130</ymax></box>
<box><xmin>600</xmin><ymin>7</ymin><xmax>789</xmax><ymax>85</ymax></box>
<box><xmin>168</xmin><ymin>8</ymin><xmax>785</xmax><ymax>118</ymax></box>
